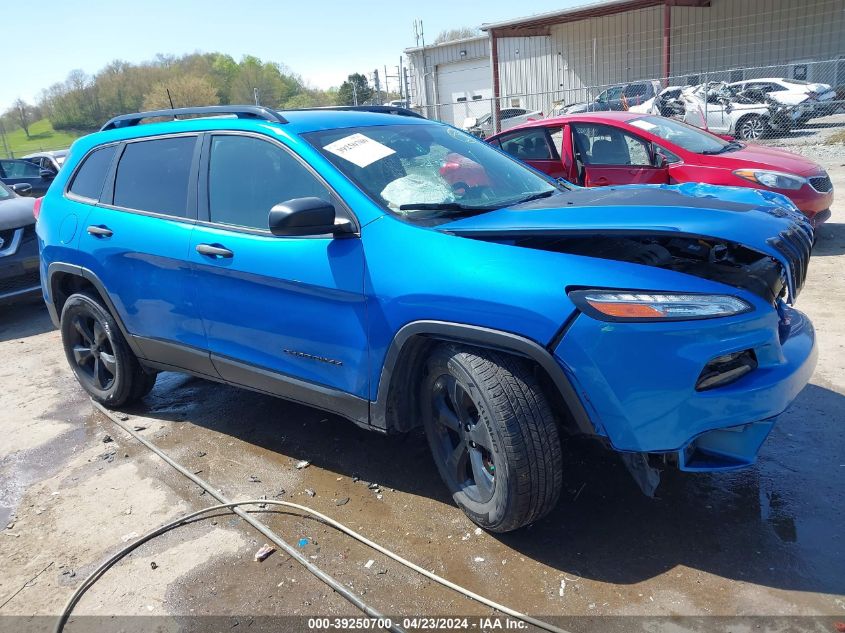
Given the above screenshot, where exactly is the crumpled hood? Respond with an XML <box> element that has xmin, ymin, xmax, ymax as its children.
<box><xmin>0</xmin><ymin>196</ymin><xmax>36</xmax><ymax>231</ymax></box>
<box><xmin>439</xmin><ymin>182</ymin><xmax>814</xmax><ymax>302</ymax></box>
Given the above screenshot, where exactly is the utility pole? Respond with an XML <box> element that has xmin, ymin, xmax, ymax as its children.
<box><xmin>402</xmin><ymin>58</ymin><xmax>411</xmax><ymax>106</ymax></box>
<box><xmin>373</xmin><ymin>69</ymin><xmax>381</xmax><ymax>105</ymax></box>
<box><xmin>253</xmin><ymin>87</ymin><xmax>260</xmax><ymax>106</ymax></box>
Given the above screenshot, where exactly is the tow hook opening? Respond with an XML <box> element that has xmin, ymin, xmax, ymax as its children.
<box><xmin>696</xmin><ymin>349</ymin><xmax>758</xmax><ymax>391</ymax></box>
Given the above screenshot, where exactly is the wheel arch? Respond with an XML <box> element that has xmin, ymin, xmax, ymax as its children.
<box><xmin>370</xmin><ymin>320</ymin><xmax>595</xmax><ymax>436</ymax></box>
<box><xmin>47</xmin><ymin>263</ymin><xmax>145</xmax><ymax>358</ymax></box>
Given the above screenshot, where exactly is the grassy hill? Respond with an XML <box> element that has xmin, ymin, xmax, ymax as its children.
<box><xmin>1</xmin><ymin>119</ymin><xmax>84</xmax><ymax>158</ymax></box>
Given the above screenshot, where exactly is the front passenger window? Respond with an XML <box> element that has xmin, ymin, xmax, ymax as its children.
<box><xmin>571</xmin><ymin>124</ymin><xmax>653</xmax><ymax>166</ymax></box>
<box><xmin>1</xmin><ymin>160</ymin><xmax>41</xmax><ymax>178</ymax></box>
<box><xmin>208</xmin><ymin>135</ymin><xmax>332</xmax><ymax>230</ymax></box>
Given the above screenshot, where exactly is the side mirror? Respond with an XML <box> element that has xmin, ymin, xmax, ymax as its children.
<box><xmin>10</xmin><ymin>183</ymin><xmax>33</xmax><ymax>196</ymax></box>
<box><xmin>40</xmin><ymin>168</ymin><xmax>56</xmax><ymax>180</ymax></box>
<box><xmin>268</xmin><ymin>197</ymin><xmax>353</xmax><ymax>237</ymax></box>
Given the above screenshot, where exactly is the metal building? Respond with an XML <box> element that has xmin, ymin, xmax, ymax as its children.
<box><xmin>405</xmin><ymin>35</ymin><xmax>491</xmax><ymax>125</ymax></box>
<box><xmin>405</xmin><ymin>0</ymin><xmax>845</xmax><ymax>126</ymax></box>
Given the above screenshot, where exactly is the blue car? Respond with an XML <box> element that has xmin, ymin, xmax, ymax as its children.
<box><xmin>36</xmin><ymin>105</ymin><xmax>816</xmax><ymax>532</ymax></box>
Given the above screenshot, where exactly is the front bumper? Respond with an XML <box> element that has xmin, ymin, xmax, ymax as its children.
<box><xmin>0</xmin><ymin>225</ymin><xmax>41</xmax><ymax>306</ymax></box>
<box><xmin>554</xmin><ymin>302</ymin><xmax>817</xmax><ymax>471</ymax></box>
<box><xmin>785</xmin><ymin>183</ymin><xmax>833</xmax><ymax>227</ymax></box>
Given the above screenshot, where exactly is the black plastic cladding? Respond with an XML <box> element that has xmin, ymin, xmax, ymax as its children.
<box><xmin>768</xmin><ymin>224</ymin><xmax>813</xmax><ymax>300</ymax></box>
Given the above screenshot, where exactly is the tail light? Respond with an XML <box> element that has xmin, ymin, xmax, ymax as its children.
<box><xmin>33</xmin><ymin>197</ymin><xmax>43</xmax><ymax>220</ymax></box>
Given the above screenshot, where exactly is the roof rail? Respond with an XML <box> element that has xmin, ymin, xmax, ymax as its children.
<box><xmin>99</xmin><ymin>105</ymin><xmax>288</xmax><ymax>131</ymax></box>
<box><xmin>284</xmin><ymin>105</ymin><xmax>425</xmax><ymax>119</ymax></box>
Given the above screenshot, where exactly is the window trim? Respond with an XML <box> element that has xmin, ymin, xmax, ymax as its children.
<box><xmin>196</xmin><ymin>130</ymin><xmax>360</xmax><ymax>238</ymax></box>
<box><xmin>64</xmin><ymin>133</ymin><xmax>201</xmax><ymax>225</ymax></box>
<box><xmin>103</xmin><ymin>133</ymin><xmax>200</xmax><ymax>221</ymax></box>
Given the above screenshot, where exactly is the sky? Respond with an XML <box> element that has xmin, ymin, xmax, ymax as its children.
<box><xmin>2</xmin><ymin>0</ymin><xmax>583</xmax><ymax>112</ymax></box>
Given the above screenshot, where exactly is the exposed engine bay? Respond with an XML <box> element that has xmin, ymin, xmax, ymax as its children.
<box><xmin>514</xmin><ymin>234</ymin><xmax>786</xmax><ymax>304</ymax></box>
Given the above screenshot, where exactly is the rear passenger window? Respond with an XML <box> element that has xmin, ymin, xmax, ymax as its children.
<box><xmin>68</xmin><ymin>145</ymin><xmax>117</xmax><ymax>201</ymax></box>
<box><xmin>208</xmin><ymin>135</ymin><xmax>331</xmax><ymax>230</ymax></box>
<box><xmin>113</xmin><ymin>137</ymin><xmax>195</xmax><ymax>217</ymax></box>
<box><xmin>498</xmin><ymin>129</ymin><xmax>557</xmax><ymax>160</ymax></box>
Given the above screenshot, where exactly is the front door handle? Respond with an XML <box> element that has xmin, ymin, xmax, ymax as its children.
<box><xmin>87</xmin><ymin>225</ymin><xmax>113</xmax><ymax>238</ymax></box>
<box><xmin>196</xmin><ymin>243</ymin><xmax>234</xmax><ymax>258</ymax></box>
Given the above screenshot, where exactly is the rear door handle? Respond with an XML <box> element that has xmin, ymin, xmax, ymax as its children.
<box><xmin>196</xmin><ymin>243</ymin><xmax>234</xmax><ymax>258</ymax></box>
<box><xmin>87</xmin><ymin>225</ymin><xmax>113</xmax><ymax>238</ymax></box>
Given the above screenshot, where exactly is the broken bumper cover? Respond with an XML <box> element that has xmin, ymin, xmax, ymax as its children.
<box><xmin>554</xmin><ymin>302</ymin><xmax>816</xmax><ymax>471</ymax></box>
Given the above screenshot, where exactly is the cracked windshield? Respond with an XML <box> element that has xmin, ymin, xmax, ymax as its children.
<box><xmin>306</xmin><ymin>123</ymin><xmax>557</xmax><ymax>220</ymax></box>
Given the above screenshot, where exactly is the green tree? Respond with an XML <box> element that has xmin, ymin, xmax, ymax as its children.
<box><xmin>142</xmin><ymin>75</ymin><xmax>220</xmax><ymax>110</ymax></box>
<box><xmin>35</xmin><ymin>51</ymin><xmax>336</xmax><ymax>131</ymax></box>
<box><xmin>230</xmin><ymin>56</ymin><xmax>301</xmax><ymax>107</ymax></box>
<box><xmin>337</xmin><ymin>73</ymin><xmax>372</xmax><ymax>106</ymax></box>
<box><xmin>13</xmin><ymin>99</ymin><xmax>33</xmax><ymax>138</ymax></box>
<box><xmin>432</xmin><ymin>27</ymin><xmax>480</xmax><ymax>44</ymax></box>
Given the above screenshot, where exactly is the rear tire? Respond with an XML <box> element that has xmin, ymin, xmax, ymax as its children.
<box><xmin>420</xmin><ymin>344</ymin><xmax>563</xmax><ymax>532</ymax></box>
<box><xmin>60</xmin><ymin>292</ymin><xmax>156</xmax><ymax>407</ymax></box>
<box><xmin>736</xmin><ymin>114</ymin><xmax>768</xmax><ymax>140</ymax></box>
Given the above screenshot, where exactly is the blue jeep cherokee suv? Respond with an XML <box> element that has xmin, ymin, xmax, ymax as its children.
<box><xmin>37</xmin><ymin>105</ymin><xmax>816</xmax><ymax>532</ymax></box>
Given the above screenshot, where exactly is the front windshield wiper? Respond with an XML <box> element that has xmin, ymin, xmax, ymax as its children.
<box><xmin>398</xmin><ymin>190</ymin><xmax>558</xmax><ymax>217</ymax></box>
<box><xmin>398</xmin><ymin>202</ymin><xmax>497</xmax><ymax>212</ymax></box>
<box><xmin>701</xmin><ymin>140</ymin><xmax>743</xmax><ymax>155</ymax></box>
<box><xmin>506</xmin><ymin>190</ymin><xmax>558</xmax><ymax>205</ymax></box>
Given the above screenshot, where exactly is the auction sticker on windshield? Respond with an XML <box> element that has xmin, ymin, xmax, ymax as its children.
<box><xmin>323</xmin><ymin>133</ymin><xmax>395</xmax><ymax>168</ymax></box>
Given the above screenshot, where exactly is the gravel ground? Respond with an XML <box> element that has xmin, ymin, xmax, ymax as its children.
<box><xmin>0</xmin><ymin>159</ymin><xmax>843</xmax><ymax>633</ymax></box>
<box><xmin>761</xmin><ymin>112</ymin><xmax>845</xmax><ymax>151</ymax></box>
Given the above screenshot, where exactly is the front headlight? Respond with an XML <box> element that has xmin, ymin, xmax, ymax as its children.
<box><xmin>733</xmin><ymin>169</ymin><xmax>807</xmax><ymax>190</ymax></box>
<box><xmin>568</xmin><ymin>290</ymin><xmax>753</xmax><ymax>322</ymax></box>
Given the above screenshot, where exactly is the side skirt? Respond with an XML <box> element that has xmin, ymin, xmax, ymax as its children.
<box><xmin>132</xmin><ymin>336</ymin><xmax>372</xmax><ymax>430</ymax></box>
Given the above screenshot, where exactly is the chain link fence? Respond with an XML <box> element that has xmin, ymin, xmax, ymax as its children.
<box><xmin>410</xmin><ymin>57</ymin><xmax>845</xmax><ymax>149</ymax></box>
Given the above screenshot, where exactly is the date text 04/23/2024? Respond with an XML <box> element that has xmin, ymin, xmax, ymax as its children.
<box><xmin>307</xmin><ymin>617</ymin><xmax>529</xmax><ymax>630</ymax></box>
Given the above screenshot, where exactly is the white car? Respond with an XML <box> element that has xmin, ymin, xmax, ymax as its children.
<box><xmin>650</xmin><ymin>83</ymin><xmax>799</xmax><ymax>140</ymax></box>
<box><xmin>728</xmin><ymin>78</ymin><xmax>837</xmax><ymax>121</ymax></box>
<box><xmin>22</xmin><ymin>150</ymin><xmax>68</xmax><ymax>173</ymax></box>
<box><xmin>462</xmin><ymin>108</ymin><xmax>543</xmax><ymax>138</ymax></box>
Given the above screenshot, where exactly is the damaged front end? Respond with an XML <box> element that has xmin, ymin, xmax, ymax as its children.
<box><xmin>652</xmin><ymin>81</ymin><xmax>799</xmax><ymax>136</ymax></box>
<box><xmin>515</xmin><ymin>233</ymin><xmax>788</xmax><ymax>305</ymax></box>
<box><xmin>439</xmin><ymin>184</ymin><xmax>817</xmax><ymax>496</ymax></box>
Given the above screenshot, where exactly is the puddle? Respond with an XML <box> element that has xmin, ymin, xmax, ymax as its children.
<box><xmin>0</xmin><ymin>419</ymin><xmax>87</xmax><ymax>527</ymax></box>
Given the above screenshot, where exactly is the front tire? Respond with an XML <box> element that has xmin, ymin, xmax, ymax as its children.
<box><xmin>60</xmin><ymin>292</ymin><xmax>156</xmax><ymax>407</ymax></box>
<box><xmin>421</xmin><ymin>345</ymin><xmax>563</xmax><ymax>532</ymax></box>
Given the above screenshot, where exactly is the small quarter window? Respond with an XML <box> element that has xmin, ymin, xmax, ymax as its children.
<box><xmin>68</xmin><ymin>145</ymin><xmax>117</xmax><ymax>201</ymax></box>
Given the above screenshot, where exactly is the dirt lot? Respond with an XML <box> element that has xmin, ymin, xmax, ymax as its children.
<box><xmin>1</xmin><ymin>150</ymin><xmax>844</xmax><ymax>633</ymax></box>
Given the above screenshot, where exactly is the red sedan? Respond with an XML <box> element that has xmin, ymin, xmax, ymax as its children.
<box><xmin>484</xmin><ymin>112</ymin><xmax>833</xmax><ymax>226</ymax></box>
